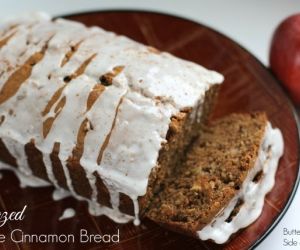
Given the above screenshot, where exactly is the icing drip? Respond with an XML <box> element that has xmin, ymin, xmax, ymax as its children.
<box><xmin>87</xmin><ymin>201</ymin><xmax>133</xmax><ymax>223</ymax></box>
<box><xmin>85</xmin><ymin>171</ymin><xmax>98</xmax><ymax>203</ymax></box>
<box><xmin>59</xmin><ymin>208</ymin><xmax>75</xmax><ymax>221</ymax></box>
<box><xmin>52</xmin><ymin>188</ymin><xmax>70</xmax><ymax>201</ymax></box>
<box><xmin>0</xmin><ymin>162</ymin><xmax>50</xmax><ymax>188</ymax></box>
<box><xmin>60</xmin><ymin>160</ymin><xmax>77</xmax><ymax>197</ymax></box>
<box><xmin>131</xmin><ymin>195</ymin><xmax>141</xmax><ymax>226</ymax></box>
<box><xmin>197</xmin><ymin>122</ymin><xmax>284</xmax><ymax>244</ymax></box>
<box><xmin>43</xmin><ymin>153</ymin><xmax>60</xmax><ymax>188</ymax></box>
<box><xmin>0</xmin><ymin>161</ymin><xmax>134</xmax><ymax>224</ymax></box>
<box><xmin>1</xmin><ymin>137</ymin><xmax>32</xmax><ymax>176</ymax></box>
<box><xmin>0</xmin><ymin>13</ymin><xmax>223</xmax><ymax>224</ymax></box>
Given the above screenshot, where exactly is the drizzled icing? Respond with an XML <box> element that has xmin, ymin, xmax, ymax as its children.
<box><xmin>0</xmin><ymin>161</ymin><xmax>50</xmax><ymax>188</ymax></box>
<box><xmin>0</xmin><ymin>13</ymin><xmax>223</xmax><ymax>224</ymax></box>
<box><xmin>52</xmin><ymin>188</ymin><xmax>70</xmax><ymax>201</ymax></box>
<box><xmin>198</xmin><ymin>122</ymin><xmax>284</xmax><ymax>244</ymax></box>
<box><xmin>59</xmin><ymin>208</ymin><xmax>75</xmax><ymax>221</ymax></box>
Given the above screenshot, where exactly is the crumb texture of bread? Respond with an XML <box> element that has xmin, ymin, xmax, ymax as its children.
<box><xmin>0</xmin><ymin>12</ymin><xmax>223</xmax><ymax>223</ymax></box>
<box><xmin>138</xmin><ymin>84</ymin><xmax>219</xmax><ymax>215</ymax></box>
<box><xmin>147</xmin><ymin>112</ymin><xmax>284</xmax><ymax>243</ymax></box>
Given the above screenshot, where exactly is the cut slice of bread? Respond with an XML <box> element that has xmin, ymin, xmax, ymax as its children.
<box><xmin>146</xmin><ymin>112</ymin><xmax>284</xmax><ymax>243</ymax></box>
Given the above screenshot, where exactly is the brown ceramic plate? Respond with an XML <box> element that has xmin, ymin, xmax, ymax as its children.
<box><xmin>0</xmin><ymin>10</ymin><xmax>299</xmax><ymax>250</ymax></box>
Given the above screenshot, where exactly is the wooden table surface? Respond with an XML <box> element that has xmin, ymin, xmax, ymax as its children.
<box><xmin>0</xmin><ymin>11</ymin><xmax>299</xmax><ymax>250</ymax></box>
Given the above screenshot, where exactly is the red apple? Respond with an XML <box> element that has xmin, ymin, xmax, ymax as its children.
<box><xmin>270</xmin><ymin>14</ymin><xmax>300</xmax><ymax>104</ymax></box>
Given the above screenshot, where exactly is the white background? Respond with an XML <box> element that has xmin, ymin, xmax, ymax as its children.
<box><xmin>1</xmin><ymin>1</ymin><xmax>300</xmax><ymax>249</ymax></box>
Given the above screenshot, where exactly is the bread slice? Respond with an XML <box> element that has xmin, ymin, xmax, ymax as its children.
<box><xmin>146</xmin><ymin>112</ymin><xmax>284</xmax><ymax>243</ymax></box>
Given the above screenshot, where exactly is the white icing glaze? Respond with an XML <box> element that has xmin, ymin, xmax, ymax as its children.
<box><xmin>197</xmin><ymin>122</ymin><xmax>284</xmax><ymax>244</ymax></box>
<box><xmin>59</xmin><ymin>208</ymin><xmax>75</xmax><ymax>221</ymax></box>
<box><xmin>85</xmin><ymin>171</ymin><xmax>98</xmax><ymax>203</ymax></box>
<box><xmin>52</xmin><ymin>188</ymin><xmax>71</xmax><ymax>201</ymax></box>
<box><xmin>0</xmin><ymin>12</ymin><xmax>51</xmax><ymax>27</ymax></box>
<box><xmin>0</xmin><ymin>161</ymin><xmax>50</xmax><ymax>188</ymax></box>
<box><xmin>0</xmin><ymin>12</ymin><xmax>223</xmax><ymax>223</ymax></box>
<box><xmin>0</xmin><ymin>161</ymin><xmax>134</xmax><ymax>224</ymax></box>
<box><xmin>43</xmin><ymin>153</ymin><xmax>60</xmax><ymax>189</ymax></box>
<box><xmin>131</xmin><ymin>195</ymin><xmax>141</xmax><ymax>226</ymax></box>
<box><xmin>87</xmin><ymin>201</ymin><xmax>133</xmax><ymax>223</ymax></box>
<box><xmin>1</xmin><ymin>137</ymin><xmax>32</xmax><ymax>176</ymax></box>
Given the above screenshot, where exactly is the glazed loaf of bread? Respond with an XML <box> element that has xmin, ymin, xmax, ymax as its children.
<box><xmin>0</xmin><ymin>13</ymin><xmax>223</xmax><ymax>224</ymax></box>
